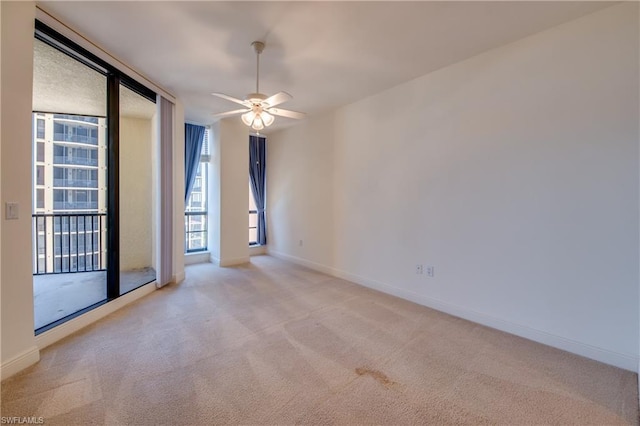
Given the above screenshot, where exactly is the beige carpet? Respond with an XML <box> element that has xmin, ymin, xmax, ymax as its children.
<box><xmin>1</xmin><ymin>255</ymin><xmax>637</xmax><ymax>425</ymax></box>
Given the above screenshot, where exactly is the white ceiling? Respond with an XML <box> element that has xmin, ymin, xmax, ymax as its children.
<box><xmin>38</xmin><ymin>1</ymin><xmax>614</xmax><ymax>131</ymax></box>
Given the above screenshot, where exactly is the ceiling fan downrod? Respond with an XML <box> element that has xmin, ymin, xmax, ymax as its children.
<box><xmin>251</xmin><ymin>41</ymin><xmax>265</xmax><ymax>95</ymax></box>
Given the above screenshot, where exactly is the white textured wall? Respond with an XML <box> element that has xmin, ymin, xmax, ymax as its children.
<box><xmin>268</xmin><ymin>3</ymin><xmax>639</xmax><ymax>369</ymax></box>
<box><xmin>120</xmin><ymin>117</ymin><xmax>153</xmax><ymax>271</ymax></box>
<box><xmin>1</xmin><ymin>1</ymin><xmax>38</xmax><ymax>376</ymax></box>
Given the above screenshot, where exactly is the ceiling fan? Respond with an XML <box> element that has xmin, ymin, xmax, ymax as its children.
<box><xmin>212</xmin><ymin>41</ymin><xmax>305</xmax><ymax>132</ymax></box>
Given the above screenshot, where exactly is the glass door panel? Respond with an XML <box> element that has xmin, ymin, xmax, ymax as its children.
<box><xmin>119</xmin><ymin>84</ymin><xmax>157</xmax><ymax>294</ymax></box>
<box><xmin>32</xmin><ymin>38</ymin><xmax>108</xmax><ymax>330</ymax></box>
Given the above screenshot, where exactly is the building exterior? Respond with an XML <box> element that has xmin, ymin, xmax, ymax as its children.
<box><xmin>33</xmin><ymin>113</ymin><xmax>107</xmax><ymax>274</ymax></box>
<box><xmin>184</xmin><ymin>128</ymin><xmax>209</xmax><ymax>252</ymax></box>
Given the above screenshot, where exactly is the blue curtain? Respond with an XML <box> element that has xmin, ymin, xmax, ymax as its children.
<box><xmin>249</xmin><ymin>135</ymin><xmax>267</xmax><ymax>245</ymax></box>
<box><xmin>185</xmin><ymin>123</ymin><xmax>206</xmax><ymax>203</ymax></box>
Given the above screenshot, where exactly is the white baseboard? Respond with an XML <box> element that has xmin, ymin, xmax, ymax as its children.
<box><xmin>267</xmin><ymin>249</ymin><xmax>335</xmax><ymax>275</ymax></box>
<box><xmin>249</xmin><ymin>245</ymin><xmax>267</xmax><ymax>256</ymax></box>
<box><xmin>1</xmin><ymin>346</ymin><xmax>40</xmax><ymax>380</ymax></box>
<box><xmin>173</xmin><ymin>270</ymin><xmax>186</xmax><ymax>283</ymax></box>
<box><xmin>185</xmin><ymin>251</ymin><xmax>211</xmax><ymax>265</ymax></box>
<box><xmin>219</xmin><ymin>256</ymin><xmax>250</xmax><ymax>267</ymax></box>
<box><xmin>36</xmin><ymin>282</ymin><xmax>156</xmax><ymax>351</ymax></box>
<box><xmin>268</xmin><ymin>250</ymin><xmax>638</xmax><ymax>372</ymax></box>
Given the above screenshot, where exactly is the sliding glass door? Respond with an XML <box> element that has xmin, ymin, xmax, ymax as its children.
<box><xmin>32</xmin><ymin>22</ymin><xmax>158</xmax><ymax>332</ymax></box>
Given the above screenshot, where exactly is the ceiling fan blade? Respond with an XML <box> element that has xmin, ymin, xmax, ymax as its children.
<box><xmin>268</xmin><ymin>107</ymin><xmax>306</xmax><ymax>120</ymax></box>
<box><xmin>211</xmin><ymin>92</ymin><xmax>250</xmax><ymax>107</ymax></box>
<box><xmin>212</xmin><ymin>109</ymin><xmax>248</xmax><ymax>118</ymax></box>
<box><xmin>263</xmin><ymin>91</ymin><xmax>292</xmax><ymax>108</ymax></box>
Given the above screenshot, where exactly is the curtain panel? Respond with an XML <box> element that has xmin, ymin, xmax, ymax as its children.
<box><xmin>184</xmin><ymin>123</ymin><xmax>206</xmax><ymax>203</ymax></box>
<box><xmin>249</xmin><ymin>135</ymin><xmax>267</xmax><ymax>245</ymax></box>
<box><xmin>159</xmin><ymin>97</ymin><xmax>174</xmax><ymax>288</ymax></box>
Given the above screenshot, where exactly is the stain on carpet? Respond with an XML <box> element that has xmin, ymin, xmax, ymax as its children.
<box><xmin>355</xmin><ymin>367</ymin><xmax>399</xmax><ymax>388</ymax></box>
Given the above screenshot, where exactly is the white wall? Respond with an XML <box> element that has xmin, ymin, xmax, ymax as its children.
<box><xmin>210</xmin><ymin>118</ymin><xmax>250</xmax><ymax>266</ymax></box>
<box><xmin>209</xmin><ymin>121</ymin><xmax>222</xmax><ymax>262</ymax></box>
<box><xmin>268</xmin><ymin>3</ymin><xmax>639</xmax><ymax>370</ymax></box>
<box><xmin>120</xmin><ymin>117</ymin><xmax>153</xmax><ymax>271</ymax></box>
<box><xmin>0</xmin><ymin>1</ymin><xmax>39</xmax><ymax>377</ymax></box>
<box><xmin>268</xmin><ymin>112</ymin><xmax>336</xmax><ymax>268</ymax></box>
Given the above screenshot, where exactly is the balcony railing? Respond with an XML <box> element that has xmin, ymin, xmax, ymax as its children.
<box><xmin>53</xmin><ymin>132</ymin><xmax>98</xmax><ymax>145</ymax></box>
<box><xmin>185</xmin><ymin>211</ymin><xmax>207</xmax><ymax>252</ymax></box>
<box><xmin>53</xmin><ymin>114</ymin><xmax>99</xmax><ymax>124</ymax></box>
<box><xmin>53</xmin><ymin>178</ymin><xmax>98</xmax><ymax>188</ymax></box>
<box><xmin>53</xmin><ymin>201</ymin><xmax>99</xmax><ymax>210</ymax></box>
<box><xmin>53</xmin><ymin>156</ymin><xmax>98</xmax><ymax>167</ymax></box>
<box><xmin>33</xmin><ymin>213</ymin><xmax>107</xmax><ymax>275</ymax></box>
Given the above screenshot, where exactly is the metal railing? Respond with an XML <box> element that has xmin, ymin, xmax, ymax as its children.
<box><xmin>53</xmin><ymin>178</ymin><xmax>98</xmax><ymax>188</ymax></box>
<box><xmin>53</xmin><ymin>201</ymin><xmax>99</xmax><ymax>210</ymax></box>
<box><xmin>53</xmin><ymin>156</ymin><xmax>98</xmax><ymax>167</ymax></box>
<box><xmin>33</xmin><ymin>213</ymin><xmax>107</xmax><ymax>275</ymax></box>
<box><xmin>53</xmin><ymin>132</ymin><xmax>98</xmax><ymax>145</ymax></box>
<box><xmin>185</xmin><ymin>211</ymin><xmax>207</xmax><ymax>252</ymax></box>
<box><xmin>53</xmin><ymin>114</ymin><xmax>99</xmax><ymax>124</ymax></box>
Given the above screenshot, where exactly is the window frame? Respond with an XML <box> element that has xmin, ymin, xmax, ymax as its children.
<box><xmin>249</xmin><ymin>181</ymin><xmax>258</xmax><ymax>246</ymax></box>
<box><xmin>184</xmin><ymin>128</ymin><xmax>209</xmax><ymax>253</ymax></box>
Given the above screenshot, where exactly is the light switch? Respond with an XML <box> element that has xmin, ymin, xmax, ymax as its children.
<box><xmin>5</xmin><ymin>202</ymin><xmax>19</xmax><ymax>220</ymax></box>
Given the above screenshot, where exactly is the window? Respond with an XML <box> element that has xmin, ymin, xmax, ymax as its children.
<box><xmin>248</xmin><ymin>135</ymin><xmax>266</xmax><ymax>246</ymax></box>
<box><xmin>36</xmin><ymin>189</ymin><xmax>44</xmax><ymax>209</ymax></box>
<box><xmin>36</xmin><ymin>119</ymin><xmax>45</xmax><ymax>139</ymax></box>
<box><xmin>249</xmin><ymin>182</ymin><xmax>258</xmax><ymax>245</ymax></box>
<box><xmin>185</xmin><ymin>128</ymin><xmax>209</xmax><ymax>253</ymax></box>
<box><xmin>36</xmin><ymin>142</ymin><xmax>45</xmax><ymax>162</ymax></box>
<box><xmin>36</xmin><ymin>166</ymin><xmax>44</xmax><ymax>185</ymax></box>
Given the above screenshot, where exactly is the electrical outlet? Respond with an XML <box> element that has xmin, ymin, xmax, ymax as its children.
<box><xmin>5</xmin><ymin>202</ymin><xmax>19</xmax><ymax>220</ymax></box>
<box><xmin>416</xmin><ymin>264</ymin><xmax>423</xmax><ymax>274</ymax></box>
<box><xmin>299</xmin><ymin>240</ymin><xmax>303</xmax><ymax>247</ymax></box>
<box><xmin>426</xmin><ymin>266</ymin><xmax>434</xmax><ymax>277</ymax></box>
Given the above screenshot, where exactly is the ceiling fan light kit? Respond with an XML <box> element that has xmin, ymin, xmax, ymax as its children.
<box><xmin>212</xmin><ymin>41</ymin><xmax>305</xmax><ymax>132</ymax></box>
